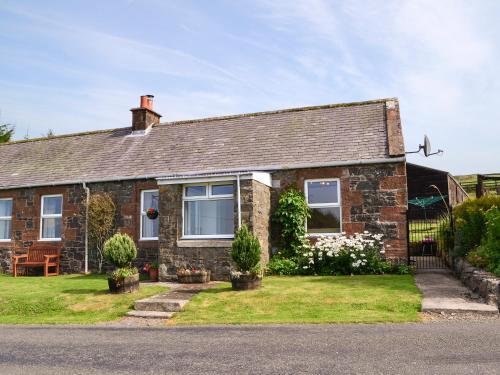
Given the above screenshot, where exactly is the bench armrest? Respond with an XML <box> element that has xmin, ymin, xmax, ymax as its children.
<box><xmin>13</xmin><ymin>255</ymin><xmax>28</xmax><ymax>263</ymax></box>
<box><xmin>44</xmin><ymin>254</ymin><xmax>60</xmax><ymax>262</ymax></box>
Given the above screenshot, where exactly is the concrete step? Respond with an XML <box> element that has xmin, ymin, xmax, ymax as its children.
<box><xmin>126</xmin><ymin>310</ymin><xmax>175</xmax><ymax>319</ymax></box>
<box><xmin>422</xmin><ymin>298</ymin><xmax>499</xmax><ymax>314</ymax></box>
<box><xmin>134</xmin><ymin>298</ymin><xmax>189</xmax><ymax>312</ymax></box>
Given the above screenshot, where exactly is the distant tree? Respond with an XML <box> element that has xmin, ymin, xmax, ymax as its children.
<box><xmin>46</xmin><ymin>129</ymin><xmax>55</xmax><ymax>138</ymax></box>
<box><xmin>0</xmin><ymin>124</ymin><xmax>14</xmax><ymax>143</ymax></box>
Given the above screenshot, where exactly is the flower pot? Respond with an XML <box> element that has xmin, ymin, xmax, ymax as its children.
<box><xmin>149</xmin><ymin>268</ymin><xmax>159</xmax><ymax>282</ymax></box>
<box><xmin>108</xmin><ymin>273</ymin><xmax>140</xmax><ymax>294</ymax></box>
<box><xmin>177</xmin><ymin>270</ymin><xmax>211</xmax><ymax>284</ymax></box>
<box><xmin>231</xmin><ymin>274</ymin><xmax>262</xmax><ymax>291</ymax></box>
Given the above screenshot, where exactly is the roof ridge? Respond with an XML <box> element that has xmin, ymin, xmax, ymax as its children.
<box><xmin>0</xmin><ymin>127</ymin><xmax>129</xmax><ymax>146</ymax></box>
<box><xmin>160</xmin><ymin>97</ymin><xmax>397</xmax><ymax>127</ymax></box>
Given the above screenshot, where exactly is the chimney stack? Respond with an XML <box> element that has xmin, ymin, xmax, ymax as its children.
<box><xmin>130</xmin><ymin>95</ymin><xmax>162</xmax><ymax>132</ymax></box>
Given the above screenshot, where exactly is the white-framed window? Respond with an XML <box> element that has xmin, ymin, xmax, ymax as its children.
<box><xmin>305</xmin><ymin>179</ymin><xmax>342</xmax><ymax>235</ymax></box>
<box><xmin>0</xmin><ymin>198</ymin><xmax>13</xmax><ymax>241</ymax></box>
<box><xmin>140</xmin><ymin>190</ymin><xmax>159</xmax><ymax>240</ymax></box>
<box><xmin>183</xmin><ymin>182</ymin><xmax>234</xmax><ymax>239</ymax></box>
<box><xmin>40</xmin><ymin>194</ymin><xmax>63</xmax><ymax>240</ymax></box>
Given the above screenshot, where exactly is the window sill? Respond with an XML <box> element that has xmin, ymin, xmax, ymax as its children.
<box><xmin>306</xmin><ymin>233</ymin><xmax>342</xmax><ymax>238</ymax></box>
<box><xmin>139</xmin><ymin>238</ymin><xmax>159</xmax><ymax>241</ymax></box>
<box><xmin>0</xmin><ymin>239</ymin><xmax>12</xmax><ymax>243</ymax></box>
<box><xmin>39</xmin><ymin>238</ymin><xmax>62</xmax><ymax>242</ymax></box>
<box><xmin>177</xmin><ymin>239</ymin><xmax>234</xmax><ymax>248</ymax></box>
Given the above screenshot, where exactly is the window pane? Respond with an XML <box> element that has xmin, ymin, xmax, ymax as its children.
<box><xmin>42</xmin><ymin>217</ymin><xmax>62</xmax><ymax>238</ymax></box>
<box><xmin>307</xmin><ymin>181</ymin><xmax>338</xmax><ymax>204</ymax></box>
<box><xmin>308</xmin><ymin>207</ymin><xmax>341</xmax><ymax>234</ymax></box>
<box><xmin>0</xmin><ymin>219</ymin><xmax>11</xmax><ymax>240</ymax></box>
<box><xmin>43</xmin><ymin>196</ymin><xmax>62</xmax><ymax>215</ymax></box>
<box><xmin>185</xmin><ymin>185</ymin><xmax>206</xmax><ymax>197</ymax></box>
<box><xmin>142</xmin><ymin>191</ymin><xmax>159</xmax><ymax>211</ymax></box>
<box><xmin>0</xmin><ymin>200</ymin><xmax>12</xmax><ymax>217</ymax></box>
<box><xmin>185</xmin><ymin>199</ymin><xmax>234</xmax><ymax>236</ymax></box>
<box><xmin>211</xmin><ymin>184</ymin><xmax>233</xmax><ymax>196</ymax></box>
<box><xmin>142</xmin><ymin>216</ymin><xmax>159</xmax><ymax>238</ymax></box>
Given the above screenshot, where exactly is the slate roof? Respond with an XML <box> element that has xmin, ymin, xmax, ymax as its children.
<box><xmin>0</xmin><ymin>98</ymin><xmax>404</xmax><ymax>189</ymax></box>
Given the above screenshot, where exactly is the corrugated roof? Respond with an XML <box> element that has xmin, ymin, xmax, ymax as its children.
<box><xmin>0</xmin><ymin>98</ymin><xmax>403</xmax><ymax>189</ymax></box>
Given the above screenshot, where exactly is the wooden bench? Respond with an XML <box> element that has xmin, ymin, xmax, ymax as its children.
<box><xmin>12</xmin><ymin>245</ymin><xmax>61</xmax><ymax>277</ymax></box>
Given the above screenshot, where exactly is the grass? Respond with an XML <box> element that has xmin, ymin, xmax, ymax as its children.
<box><xmin>169</xmin><ymin>275</ymin><xmax>422</xmax><ymax>325</ymax></box>
<box><xmin>0</xmin><ymin>274</ymin><xmax>166</xmax><ymax>324</ymax></box>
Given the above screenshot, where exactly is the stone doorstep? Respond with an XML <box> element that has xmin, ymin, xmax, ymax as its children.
<box><xmin>126</xmin><ymin>311</ymin><xmax>175</xmax><ymax>319</ymax></box>
<box><xmin>134</xmin><ymin>298</ymin><xmax>189</xmax><ymax>312</ymax></box>
<box><xmin>422</xmin><ymin>298</ymin><xmax>499</xmax><ymax>315</ymax></box>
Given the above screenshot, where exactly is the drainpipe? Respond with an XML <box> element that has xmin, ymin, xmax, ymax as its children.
<box><xmin>83</xmin><ymin>182</ymin><xmax>90</xmax><ymax>274</ymax></box>
<box><xmin>236</xmin><ymin>174</ymin><xmax>242</xmax><ymax>228</ymax></box>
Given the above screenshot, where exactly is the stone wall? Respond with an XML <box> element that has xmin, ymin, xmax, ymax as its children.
<box><xmin>0</xmin><ymin>179</ymin><xmax>160</xmax><ymax>274</ymax></box>
<box><xmin>451</xmin><ymin>258</ymin><xmax>500</xmax><ymax>309</ymax></box>
<box><xmin>158</xmin><ymin>179</ymin><xmax>271</xmax><ymax>281</ymax></box>
<box><xmin>0</xmin><ymin>185</ymin><xmax>86</xmax><ymax>273</ymax></box>
<box><xmin>87</xmin><ymin>179</ymin><xmax>159</xmax><ymax>269</ymax></box>
<box><xmin>270</xmin><ymin>162</ymin><xmax>408</xmax><ymax>259</ymax></box>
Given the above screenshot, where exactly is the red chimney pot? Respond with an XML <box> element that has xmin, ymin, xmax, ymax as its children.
<box><xmin>140</xmin><ymin>95</ymin><xmax>154</xmax><ymax>110</ymax></box>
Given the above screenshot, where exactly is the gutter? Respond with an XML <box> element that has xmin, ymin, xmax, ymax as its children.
<box><xmin>0</xmin><ymin>157</ymin><xmax>406</xmax><ymax>190</ymax></box>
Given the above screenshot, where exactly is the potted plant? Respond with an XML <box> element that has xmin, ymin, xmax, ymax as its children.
<box><xmin>176</xmin><ymin>264</ymin><xmax>211</xmax><ymax>283</ymax></box>
<box><xmin>103</xmin><ymin>233</ymin><xmax>139</xmax><ymax>293</ymax></box>
<box><xmin>230</xmin><ymin>225</ymin><xmax>262</xmax><ymax>290</ymax></box>
<box><xmin>143</xmin><ymin>262</ymin><xmax>159</xmax><ymax>282</ymax></box>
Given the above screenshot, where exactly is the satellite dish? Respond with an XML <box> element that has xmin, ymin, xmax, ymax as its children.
<box><xmin>406</xmin><ymin>134</ymin><xmax>443</xmax><ymax>157</ymax></box>
<box><xmin>423</xmin><ymin>135</ymin><xmax>431</xmax><ymax>157</ymax></box>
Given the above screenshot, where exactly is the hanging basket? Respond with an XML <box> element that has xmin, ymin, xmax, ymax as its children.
<box><xmin>146</xmin><ymin>208</ymin><xmax>159</xmax><ymax>220</ymax></box>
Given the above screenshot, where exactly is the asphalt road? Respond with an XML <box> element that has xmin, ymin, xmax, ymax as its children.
<box><xmin>1</xmin><ymin>322</ymin><xmax>499</xmax><ymax>374</ymax></box>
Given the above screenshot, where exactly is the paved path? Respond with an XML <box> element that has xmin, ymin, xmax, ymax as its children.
<box><xmin>415</xmin><ymin>269</ymin><xmax>499</xmax><ymax>314</ymax></box>
<box><xmin>1</xmin><ymin>322</ymin><xmax>499</xmax><ymax>374</ymax></box>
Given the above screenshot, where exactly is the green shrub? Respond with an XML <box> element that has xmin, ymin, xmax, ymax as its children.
<box><xmin>453</xmin><ymin>196</ymin><xmax>500</xmax><ymax>257</ymax></box>
<box><xmin>266</xmin><ymin>258</ymin><xmax>297</xmax><ymax>275</ymax></box>
<box><xmin>273</xmin><ymin>188</ymin><xmax>310</xmax><ymax>258</ymax></box>
<box><xmin>103</xmin><ymin>233</ymin><xmax>137</xmax><ymax>269</ymax></box>
<box><xmin>231</xmin><ymin>225</ymin><xmax>261</xmax><ymax>273</ymax></box>
<box><xmin>466</xmin><ymin>206</ymin><xmax>500</xmax><ymax>276</ymax></box>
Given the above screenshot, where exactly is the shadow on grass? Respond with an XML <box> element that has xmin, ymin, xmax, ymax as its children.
<box><xmin>61</xmin><ymin>289</ymin><xmax>108</xmax><ymax>296</ymax></box>
<box><xmin>66</xmin><ymin>274</ymin><xmax>108</xmax><ymax>280</ymax></box>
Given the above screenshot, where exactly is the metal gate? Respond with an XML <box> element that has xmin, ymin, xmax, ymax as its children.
<box><xmin>407</xmin><ymin>207</ymin><xmax>453</xmax><ymax>269</ymax></box>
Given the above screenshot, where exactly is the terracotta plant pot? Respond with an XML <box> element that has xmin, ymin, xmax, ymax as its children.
<box><xmin>231</xmin><ymin>274</ymin><xmax>262</xmax><ymax>291</ymax></box>
<box><xmin>177</xmin><ymin>270</ymin><xmax>211</xmax><ymax>284</ymax></box>
<box><xmin>107</xmin><ymin>273</ymin><xmax>140</xmax><ymax>294</ymax></box>
<box><xmin>149</xmin><ymin>268</ymin><xmax>159</xmax><ymax>282</ymax></box>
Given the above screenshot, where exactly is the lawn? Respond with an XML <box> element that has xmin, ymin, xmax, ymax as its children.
<box><xmin>0</xmin><ymin>274</ymin><xmax>166</xmax><ymax>324</ymax></box>
<box><xmin>169</xmin><ymin>275</ymin><xmax>422</xmax><ymax>325</ymax></box>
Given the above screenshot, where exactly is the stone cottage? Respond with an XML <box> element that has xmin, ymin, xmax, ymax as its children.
<box><xmin>0</xmin><ymin>96</ymin><xmax>407</xmax><ymax>280</ymax></box>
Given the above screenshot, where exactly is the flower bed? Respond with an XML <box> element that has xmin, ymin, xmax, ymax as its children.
<box><xmin>267</xmin><ymin>232</ymin><xmax>411</xmax><ymax>276</ymax></box>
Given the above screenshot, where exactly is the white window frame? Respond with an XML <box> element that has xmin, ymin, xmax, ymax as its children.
<box><xmin>304</xmin><ymin>178</ymin><xmax>342</xmax><ymax>236</ymax></box>
<box><xmin>182</xmin><ymin>182</ymin><xmax>234</xmax><ymax>239</ymax></box>
<box><xmin>140</xmin><ymin>189</ymin><xmax>159</xmax><ymax>241</ymax></box>
<box><xmin>40</xmin><ymin>194</ymin><xmax>63</xmax><ymax>241</ymax></box>
<box><xmin>0</xmin><ymin>198</ymin><xmax>13</xmax><ymax>242</ymax></box>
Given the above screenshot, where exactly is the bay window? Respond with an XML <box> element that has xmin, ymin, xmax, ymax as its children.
<box><xmin>0</xmin><ymin>198</ymin><xmax>13</xmax><ymax>241</ymax></box>
<box><xmin>141</xmin><ymin>190</ymin><xmax>159</xmax><ymax>240</ymax></box>
<box><xmin>40</xmin><ymin>195</ymin><xmax>63</xmax><ymax>240</ymax></box>
<box><xmin>183</xmin><ymin>183</ymin><xmax>234</xmax><ymax>238</ymax></box>
<box><xmin>305</xmin><ymin>179</ymin><xmax>341</xmax><ymax>234</ymax></box>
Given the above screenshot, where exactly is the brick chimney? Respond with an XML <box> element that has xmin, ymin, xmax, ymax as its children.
<box><xmin>130</xmin><ymin>95</ymin><xmax>162</xmax><ymax>133</ymax></box>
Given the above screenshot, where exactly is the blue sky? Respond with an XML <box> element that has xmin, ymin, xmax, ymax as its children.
<box><xmin>1</xmin><ymin>0</ymin><xmax>499</xmax><ymax>175</ymax></box>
